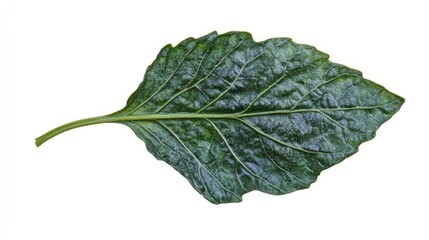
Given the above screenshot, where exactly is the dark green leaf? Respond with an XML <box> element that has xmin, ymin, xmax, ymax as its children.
<box><xmin>36</xmin><ymin>31</ymin><xmax>404</xmax><ymax>204</ymax></box>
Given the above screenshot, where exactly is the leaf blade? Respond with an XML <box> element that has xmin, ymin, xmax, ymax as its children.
<box><xmin>36</xmin><ymin>31</ymin><xmax>404</xmax><ymax>204</ymax></box>
<box><xmin>115</xmin><ymin>31</ymin><xmax>403</xmax><ymax>203</ymax></box>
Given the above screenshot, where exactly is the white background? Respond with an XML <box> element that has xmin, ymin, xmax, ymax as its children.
<box><xmin>1</xmin><ymin>0</ymin><xmax>427</xmax><ymax>239</ymax></box>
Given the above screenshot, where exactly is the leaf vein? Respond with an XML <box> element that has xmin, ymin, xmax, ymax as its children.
<box><xmin>154</xmin><ymin>37</ymin><xmax>248</xmax><ymax>113</ymax></box>
<box><xmin>290</xmin><ymin>73</ymin><xmax>361</xmax><ymax>110</ymax></box>
<box><xmin>156</xmin><ymin>121</ymin><xmax>241</xmax><ymax>199</ymax></box>
<box><xmin>206</xmin><ymin>119</ymin><xmax>286</xmax><ymax>194</ymax></box>
<box><xmin>234</xmin><ymin>118</ymin><xmax>331</xmax><ymax>154</ymax></box>
<box><xmin>197</xmin><ymin>41</ymin><xmax>286</xmax><ymax>113</ymax></box>
<box><xmin>314</xmin><ymin>110</ymin><xmax>370</xmax><ymax>135</ymax></box>
<box><xmin>129</xmin><ymin>43</ymin><xmax>199</xmax><ymax>114</ymax></box>
<box><xmin>258</xmin><ymin>135</ymin><xmax>309</xmax><ymax>185</ymax></box>
<box><xmin>132</xmin><ymin>121</ymin><xmax>175</xmax><ymax>152</ymax></box>
<box><xmin>240</xmin><ymin>67</ymin><xmax>307</xmax><ymax>114</ymax></box>
<box><xmin>198</xmin><ymin>166</ymin><xmax>217</xmax><ymax>202</ymax></box>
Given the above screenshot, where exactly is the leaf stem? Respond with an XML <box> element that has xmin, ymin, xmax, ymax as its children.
<box><xmin>35</xmin><ymin>115</ymin><xmax>116</xmax><ymax>147</ymax></box>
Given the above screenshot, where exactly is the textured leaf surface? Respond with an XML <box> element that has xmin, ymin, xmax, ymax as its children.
<box><xmin>36</xmin><ymin>31</ymin><xmax>404</xmax><ymax>204</ymax></box>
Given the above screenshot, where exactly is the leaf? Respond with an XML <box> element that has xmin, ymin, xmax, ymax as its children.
<box><xmin>36</xmin><ymin>31</ymin><xmax>405</xmax><ymax>204</ymax></box>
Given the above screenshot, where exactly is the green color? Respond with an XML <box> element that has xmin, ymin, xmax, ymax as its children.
<box><xmin>36</xmin><ymin>31</ymin><xmax>404</xmax><ymax>204</ymax></box>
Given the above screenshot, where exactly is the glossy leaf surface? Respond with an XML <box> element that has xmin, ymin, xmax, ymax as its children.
<box><xmin>36</xmin><ymin>31</ymin><xmax>404</xmax><ymax>204</ymax></box>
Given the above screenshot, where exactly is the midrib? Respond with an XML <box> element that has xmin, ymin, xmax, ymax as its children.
<box><xmin>35</xmin><ymin>104</ymin><xmax>391</xmax><ymax>147</ymax></box>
